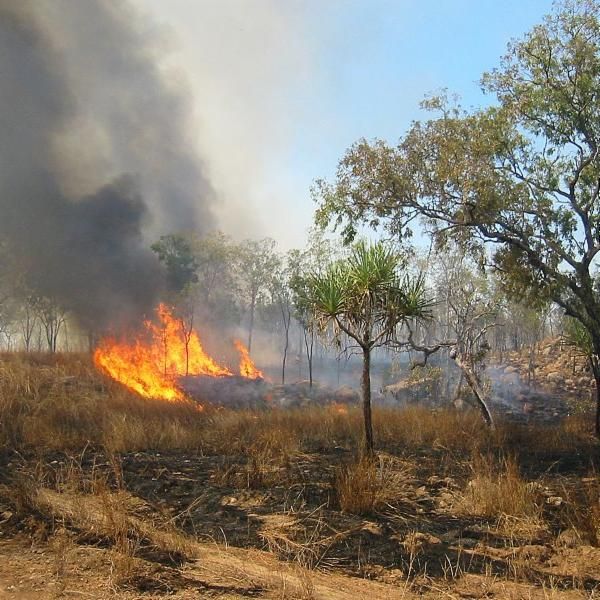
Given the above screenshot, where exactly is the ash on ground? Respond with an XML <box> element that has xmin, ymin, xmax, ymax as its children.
<box><xmin>178</xmin><ymin>375</ymin><xmax>359</xmax><ymax>409</ymax></box>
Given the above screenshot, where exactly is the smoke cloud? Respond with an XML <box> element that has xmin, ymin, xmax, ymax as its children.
<box><xmin>0</xmin><ymin>0</ymin><xmax>216</xmax><ymax>329</ymax></box>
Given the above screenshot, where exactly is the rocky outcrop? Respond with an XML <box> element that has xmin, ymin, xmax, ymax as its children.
<box><xmin>491</xmin><ymin>337</ymin><xmax>594</xmax><ymax>400</ymax></box>
<box><xmin>488</xmin><ymin>337</ymin><xmax>594</xmax><ymax>421</ymax></box>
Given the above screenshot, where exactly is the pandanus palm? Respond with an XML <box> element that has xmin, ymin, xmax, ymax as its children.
<box><xmin>307</xmin><ymin>241</ymin><xmax>431</xmax><ymax>454</ymax></box>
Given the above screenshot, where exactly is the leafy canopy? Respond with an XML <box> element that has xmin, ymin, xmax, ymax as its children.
<box><xmin>151</xmin><ymin>234</ymin><xmax>198</xmax><ymax>294</ymax></box>
<box><xmin>306</xmin><ymin>240</ymin><xmax>431</xmax><ymax>350</ymax></box>
<box><xmin>315</xmin><ymin>0</ymin><xmax>600</xmax><ymax>345</ymax></box>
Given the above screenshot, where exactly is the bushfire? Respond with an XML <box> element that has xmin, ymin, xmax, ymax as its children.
<box><xmin>94</xmin><ymin>303</ymin><xmax>264</xmax><ymax>401</ymax></box>
<box><xmin>234</xmin><ymin>339</ymin><xmax>265</xmax><ymax>380</ymax></box>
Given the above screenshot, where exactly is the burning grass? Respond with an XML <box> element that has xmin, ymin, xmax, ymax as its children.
<box><xmin>94</xmin><ymin>303</ymin><xmax>263</xmax><ymax>402</ymax></box>
<box><xmin>0</xmin><ymin>351</ymin><xmax>596</xmax><ymax>458</ymax></box>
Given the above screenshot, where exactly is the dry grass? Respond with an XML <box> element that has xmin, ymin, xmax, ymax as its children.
<box><xmin>459</xmin><ymin>453</ymin><xmax>542</xmax><ymax>520</ymax></box>
<box><xmin>334</xmin><ymin>455</ymin><xmax>381</xmax><ymax>515</ymax></box>
<box><xmin>333</xmin><ymin>454</ymin><xmax>414</xmax><ymax>515</ymax></box>
<box><xmin>3</xmin><ymin>353</ymin><xmax>600</xmax><ymax>598</ymax></box>
<box><xmin>1</xmin><ymin>352</ymin><xmax>595</xmax><ymax>460</ymax></box>
<box><xmin>1</xmin><ymin>454</ymin><xmax>197</xmax><ymax>590</ymax></box>
<box><xmin>555</xmin><ymin>475</ymin><xmax>600</xmax><ymax>547</ymax></box>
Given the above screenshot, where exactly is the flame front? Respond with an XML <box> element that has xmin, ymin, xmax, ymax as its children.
<box><xmin>94</xmin><ymin>303</ymin><xmax>232</xmax><ymax>401</ymax></box>
<box><xmin>234</xmin><ymin>339</ymin><xmax>265</xmax><ymax>380</ymax></box>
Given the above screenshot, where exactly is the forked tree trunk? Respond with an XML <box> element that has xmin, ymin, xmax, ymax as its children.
<box><xmin>361</xmin><ymin>347</ymin><xmax>374</xmax><ymax>455</ymax></box>
<box><xmin>451</xmin><ymin>349</ymin><xmax>494</xmax><ymax>428</ymax></box>
<box><xmin>304</xmin><ymin>327</ymin><xmax>314</xmax><ymax>388</ymax></box>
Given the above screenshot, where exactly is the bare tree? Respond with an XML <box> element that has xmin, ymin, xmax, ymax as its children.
<box><xmin>34</xmin><ymin>297</ymin><xmax>67</xmax><ymax>352</ymax></box>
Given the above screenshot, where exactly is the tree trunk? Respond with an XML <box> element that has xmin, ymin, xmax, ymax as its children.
<box><xmin>361</xmin><ymin>347</ymin><xmax>374</xmax><ymax>455</ymax></box>
<box><xmin>590</xmin><ymin>352</ymin><xmax>600</xmax><ymax>439</ymax></box>
<box><xmin>452</xmin><ymin>372</ymin><xmax>464</xmax><ymax>405</ymax></box>
<box><xmin>298</xmin><ymin>326</ymin><xmax>303</xmax><ymax>379</ymax></box>
<box><xmin>248</xmin><ymin>294</ymin><xmax>256</xmax><ymax>352</ymax></box>
<box><xmin>451</xmin><ymin>349</ymin><xmax>494</xmax><ymax>428</ymax></box>
<box><xmin>179</xmin><ymin>315</ymin><xmax>193</xmax><ymax>377</ymax></box>
<box><xmin>303</xmin><ymin>327</ymin><xmax>314</xmax><ymax>388</ymax></box>
<box><xmin>281</xmin><ymin>306</ymin><xmax>290</xmax><ymax>385</ymax></box>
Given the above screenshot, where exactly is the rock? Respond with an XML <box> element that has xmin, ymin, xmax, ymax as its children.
<box><xmin>439</xmin><ymin>530</ymin><xmax>460</xmax><ymax>543</ymax></box>
<box><xmin>515</xmin><ymin>544</ymin><xmax>550</xmax><ymax>561</ymax></box>
<box><xmin>545</xmin><ymin>372</ymin><xmax>563</xmax><ymax>384</ymax></box>
<box><xmin>361</xmin><ymin>521</ymin><xmax>383</xmax><ymax>535</ymax></box>
<box><xmin>525</xmin><ymin>482</ymin><xmax>544</xmax><ymax>493</ymax></box>
<box><xmin>556</xmin><ymin>527</ymin><xmax>584</xmax><ymax>548</ymax></box>
<box><xmin>401</xmin><ymin>532</ymin><xmax>442</xmax><ymax>555</ymax></box>
<box><xmin>437</xmin><ymin>491</ymin><xmax>455</xmax><ymax>509</ymax></box>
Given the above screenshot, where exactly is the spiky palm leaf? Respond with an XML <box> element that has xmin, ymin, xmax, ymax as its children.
<box><xmin>307</xmin><ymin>241</ymin><xmax>432</xmax><ymax>348</ymax></box>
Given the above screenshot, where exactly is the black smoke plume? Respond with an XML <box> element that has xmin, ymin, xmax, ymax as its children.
<box><xmin>0</xmin><ymin>1</ymin><xmax>215</xmax><ymax>330</ymax></box>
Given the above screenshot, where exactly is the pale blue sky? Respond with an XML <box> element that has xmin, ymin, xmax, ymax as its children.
<box><xmin>139</xmin><ymin>0</ymin><xmax>554</xmax><ymax>248</ymax></box>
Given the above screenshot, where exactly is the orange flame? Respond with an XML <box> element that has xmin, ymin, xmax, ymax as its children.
<box><xmin>233</xmin><ymin>339</ymin><xmax>265</xmax><ymax>380</ymax></box>
<box><xmin>94</xmin><ymin>303</ymin><xmax>233</xmax><ymax>401</ymax></box>
<box><xmin>330</xmin><ymin>402</ymin><xmax>349</xmax><ymax>415</ymax></box>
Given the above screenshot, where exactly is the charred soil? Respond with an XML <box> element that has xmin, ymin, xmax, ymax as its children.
<box><xmin>1</xmin><ymin>352</ymin><xmax>600</xmax><ymax>599</ymax></box>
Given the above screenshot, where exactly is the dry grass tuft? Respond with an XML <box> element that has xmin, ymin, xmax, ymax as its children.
<box><xmin>334</xmin><ymin>455</ymin><xmax>380</xmax><ymax>515</ymax></box>
<box><xmin>459</xmin><ymin>453</ymin><xmax>541</xmax><ymax>520</ymax></box>
<box><xmin>554</xmin><ymin>475</ymin><xmax>600</xmax><ymax>547</ymax></box>
<box><xmin>333</xmin><ymin>454</ymin><xmax>413</xmax><ymax>515</ymax></box>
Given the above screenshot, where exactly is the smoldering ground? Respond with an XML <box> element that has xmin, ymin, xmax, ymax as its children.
<box><xmin>0</xmin><ymin>0</ymin><xmax>216</xmax><ymax>330</ymax></box>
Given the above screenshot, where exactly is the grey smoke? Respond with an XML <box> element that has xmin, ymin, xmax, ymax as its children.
<box><xmin>0</xmin><ymin>0</ymin><xmax>216</xmax><ymax>330</ymax></box>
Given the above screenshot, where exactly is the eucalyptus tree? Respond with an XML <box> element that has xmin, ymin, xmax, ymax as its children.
<box><xmin>238</xmin><ymin>238</ymin><xmax>280</xmax><ymax>352</ymax></box>
<box><xmin>306</xmin><ymin>240</ymin><xmax>431</xmax><ymax>454</ymax></box>
<box><xmin>191</xmin><ymin>231</ymin><xmax>239</xmax><ymax>307</ymax></box>
<box><xmin>151</xmin><ymin>234</ymin><xmax>198</xmax><ymax>294</ymax></box>
<box><xmin>268</xmin><ymin>254</ymin><xmax>293</xmax><ymax>384</ymax></box>
<box><xmin>426</xmin><ymin>250</ymin><xmax>499</xmax><ymax>425</ymax></box>
<box><xmin>315</xmin><ymin>0</ymin><xmax>600</xmax><ymax>435</ymax></box>
<box><xmin>288</xmin><ymin>248</ymin><xmax>316</xmax><ymax>386</ymax></box>
<box><xmin>190</xmin><ymin>231</ymin><xmax>242</xmax><ymax>327</ymax></box>
<box><xmin>287</xmin><ymin>230</ymin><xmax>339</xmax><ymax>386</ymax></box>
<box><xmin>32</xmin><ymin>296</ymin><xmax>67</xmax><ymax>352</ymax></box>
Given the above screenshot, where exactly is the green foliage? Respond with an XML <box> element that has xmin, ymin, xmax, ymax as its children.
<box><xmin>563</xmin><ymin>316</ymin><xmax>594</xmax><ymax>357</ymax></box>
<box><xmin>314</xmin><ymin>0</ymin><xmax>600</xmax><ymax>351</ymax></box>
<box><xmin>151</xmin><ymin>234</ymin><xmax>198</xmax><ymax>293</ymax></box>
<box><xmin>237</xmin><ymin>238</ymin><xmax>280</xmax><ymax>302</ymax></box>
<box><xmin>306</xmin><ymin>240</ymin><xmax>431</xmax><ymax>349</ymax></box>
<box><xmin>189</xmin><ymin>231</ymin><xmax>242</xmax><ymax>324</ymax></box>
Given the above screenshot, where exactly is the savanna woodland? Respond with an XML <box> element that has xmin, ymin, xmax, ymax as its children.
<box><xmin>2</xmin><ymin>1</ymin><xmax>600</xmax><ymax>598</ymax></box>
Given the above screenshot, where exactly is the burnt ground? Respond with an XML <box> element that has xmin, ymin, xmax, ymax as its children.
<box><xmin>2</xmin><ymin>437</ymin><xmax>600</xmax><ymax>599</ymax></box>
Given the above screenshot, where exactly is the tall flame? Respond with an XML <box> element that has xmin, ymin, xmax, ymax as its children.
<box><xmin>233</xmin><ymin>339</ymin><xmax>265</xmax><ymax>380</ymax></box>
<box><xmin>94</xmin><ymin>303</ymin><xmax>233</xmax><ymax>401</ymax></box>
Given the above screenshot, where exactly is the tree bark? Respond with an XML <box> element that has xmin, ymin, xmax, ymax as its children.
<box><xmin>247</xmin><ymin>293</ymin><xmax>256</xmax><ymax>352</ymax></box>
<box><xmin>451</xmin><ymin>349</ymin><xmax>494</xmax><ymax>428</ymax></box>
<box><xmin>303</xmin><ymin>327</ymin><xmax>314</xmax><ymax>388</ymax></box>
<box><xmin>280</xmin><ymin>304</ymin><xmax>290</xmax><ymax>384</ymax></box>
<box><xmin>362</xmin><ymin>347</ymin><xmax>374</xmax><ymax>455</ymax></box>
<box><xmin>589</xmin><ymin>352</ymin><xmax>600</xmax><ymax>439</ymax></box>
